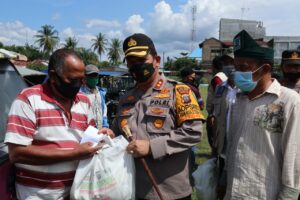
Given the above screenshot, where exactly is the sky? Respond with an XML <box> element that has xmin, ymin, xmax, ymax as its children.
<box><xmin>0</xmin><ymin>0</ymin><xmax>300</xmax><ymax>60</ymax></box>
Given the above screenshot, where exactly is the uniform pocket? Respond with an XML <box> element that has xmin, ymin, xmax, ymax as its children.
<box><xmin>145</xmin><ymin>107</ymin><xmax>172</xmax><ymax>134</ymax></box>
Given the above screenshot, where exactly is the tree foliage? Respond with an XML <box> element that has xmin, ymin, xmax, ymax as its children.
<box><xmin>165</xmin><ymin>57</ymin><xmax>198</xmax><ymax>71</ymax></box>
<box><xmin>3</xmin><ymin>44</ymin><xmax>44</xmax><ymax>61</ymax></box>
<box><xmin>91</xmin><ymin>33</ymin><xmax>107</xmax><ymax>61</ymax></box>
<box><xmin>75</xmin><ymin>48</ymin><xmax>99</xmax><ymax>65</ymax></box>
<box><xmin>97</xmin><ymin>61</ymin><xmax>111</xmax><ymax>69</ymax></box>
<box><xmin>107</xmin><ymin>38</ymin><xmax>123</xmax><ymax>66</ymax></box>
<box><xmin>27</xmin><ymin>62</ymin><xmax>48</xmax><ymax>72</ymax></box>
<box><xmin>64</xmin><ymin>37</ymin><xmax>78</xmax><ymax>49</ymax></box>
<box><xmin>35</xmin><ymin>25</ymin><xmax>59</xmax><ymax>57</ymax></box>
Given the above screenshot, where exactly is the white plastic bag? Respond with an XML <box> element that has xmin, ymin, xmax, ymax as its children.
<box><xmin>70</xmin><ymin>135</ymin><xmax>135</xmax><ymax>200</ymax></box>
<box><xmin>192</xmin><ymin>158</ymin><xmax>218</xmax><ymax>200</ymax></box>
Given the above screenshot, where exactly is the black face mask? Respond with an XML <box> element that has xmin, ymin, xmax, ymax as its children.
<box><xmin>54</xmin><ymin>73</ymin><xmax>82</xmax><ymax>99</ymax></box>
<box><xmin>284</xmin><ymin>72</ymin><xmax>300</xmax><ymax>83</ymax></box>
<box><xmin>129</xmin><ymin>62</ymin><xmax>155</xmax><ymax>83</ymax></box>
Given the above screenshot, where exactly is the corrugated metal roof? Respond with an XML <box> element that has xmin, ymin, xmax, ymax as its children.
<box><xmin>16</xmin><ymin>66</ymin><xmax>46</xmax><ymax>76</ymax></box>
<box><xmin>0</xmin><ymin>49</ymin><xmax>18</xmax><ymax>59</ymax></box>
<box><xmin>0</xmin><ymin>49</ymin><xmax>28</xmax><ymax>60</ymax></box>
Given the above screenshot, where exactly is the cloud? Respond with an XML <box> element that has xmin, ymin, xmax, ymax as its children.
<box><xmin>52</xmin><ymin>13</ymin><xmax>61</xmax><ymax>21</ymax></box>
<box><xmin>77</xmin><ymin>33</ymin><xmax>95</xmax><ymax>48</ymax></box>
<box><xmin>106</xmin><ymin>30</ymin><xmax>123</xmax><ymax>40</ymax></box>
<box><xmin>62</xmin><ymin>27</ymin><xmax>75</xmax><ymax>38</ymax></box>
<box><xmin>2</xmin><ymin>0</ymin><xmax>300</xmax><ymax>60</ymax></box>
<box><xmin>86</xmin><ymin>19</ymin><xmax>121</xmax><ymax>29</ymax></box>
<box><xmin>124</xmin><ymin>15</ymin><xmax>145</xmax><ymax>35</ymax></box>
<box><xmin>0</xmin><ymin>21</ymin><xmax>36</xmax><ymax>46</ymax></box>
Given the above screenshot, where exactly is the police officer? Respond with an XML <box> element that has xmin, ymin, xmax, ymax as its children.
<box><xmin>112</xmin><ymin>33</ymin><xmax>204</xmax><ymax>200</ymax></box>
<box><xmin>281</xmin><ymin>50</ymin><xmax>300</xmax><ymax>94</ymax></box>
<box><xmin>180</xmin><ymin>67</ymin><xmax>204</xmax><ymax>110</ymax></box>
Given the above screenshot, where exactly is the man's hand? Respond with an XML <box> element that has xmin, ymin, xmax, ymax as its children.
<box><xmin>127</xmin><ymin>140</ymin><xmax>150</xmax><ymax>157</ymax></box>
<box><xmin>207</xmin><ymin>115</ymin><xmax>216</xmax><ymax>127</ymax></box>
<box><xmin>73</xmin><ymin>142</ymin><xmax>102</xmax><ymax>160</ymax></box>
<box><xmin>99</xmin><ymin>127</ymin><xmax>115</xmax><ymax>138</ymax></box>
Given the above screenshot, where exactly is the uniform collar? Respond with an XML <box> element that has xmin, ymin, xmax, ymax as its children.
<box><xmin>248</xmin><ymin>79</ymin><xmax>281</xmax><ymax>100</ymax></box>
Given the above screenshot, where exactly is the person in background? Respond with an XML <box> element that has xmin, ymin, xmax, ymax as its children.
<box><xmin>180</xmin><ymin>66</ymin><xmax>205</xmax><ymax>172</ymax></box>
<box><xmin>80</xmin><ymin>64</ymin><xmax>109</xmax><ymax>128</ymax></box>
<box><xmin>281</xmin><ymin>50</ymin><xmax>300</xmax><ymax>94</ymax></box>
<box><xmin>4</xmin><ymin>48</ymin><xmax>114</xmax><ymax>199</ymax></box>
<box><xmin>112</xmin><ymin>33</ymin><xmax>204</xmax><ymax>200</ymax></box>
<box><xmin>280</xmin><ymin>50</ymin><xmax>300</xmax><ymax>200</ymax></box>
<box><xmin>209</xmin><ymin>53</ymin><xmax>237</xmax><ymax>200</ymax></box>
<box><xmin>225</xmin><ymin>30</ymin><xmax>300</xmax><ymax>200</ymax></box>
<box><xmin>180</xmin><ymin>67</ymin><xmax>204</xmax><ymax>110</ymax></box>
<box><xmin>206</xmin><ymin>56</ymin><xmax>228</xmax><ymax>154</ymax></box>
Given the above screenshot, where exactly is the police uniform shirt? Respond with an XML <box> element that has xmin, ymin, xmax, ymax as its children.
<box><xmin>112</xmin><ymin>74</ymin><xmax>204</xmax><ymax>200</ymax></box>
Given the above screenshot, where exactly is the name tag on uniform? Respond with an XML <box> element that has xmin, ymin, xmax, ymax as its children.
<box><xmin>150</xmin><ymin>99</ymin><xmax>170</xmax><ymax>106</ymax></box>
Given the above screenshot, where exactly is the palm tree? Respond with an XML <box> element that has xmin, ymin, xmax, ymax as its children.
<box><xmin>107</xmin><ymin>38</ymin><xmax>123</xmax><ymax>66</ymax></box>
<box><xmin>64</xmin><ymin>37</ymin><xmax>78</xmax><ymax>49</ymax></box>
<box><xmin>76</xmin><ymin>47</ymin><xmax>99</xmax><ymax>65</ymax></box>
<box><xmin>91</xmin><ymin>33</ymin><xmax>107</xmax><ymax>61</ymax></box>
<box><xmin>35</xmin><ymin>25</ymin><xmax>59</xmax><ymax>57</ymax></box>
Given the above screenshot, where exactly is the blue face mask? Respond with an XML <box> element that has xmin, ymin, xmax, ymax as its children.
<box><xmin>234</xmin><ymin>66</ymin><xmax>263</xmax><ymax>92</ymax></box>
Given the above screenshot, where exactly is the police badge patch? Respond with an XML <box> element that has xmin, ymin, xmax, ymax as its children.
<box><xmin>182</xmin><ymin>95</ymin><xmax>191</xmax><ymax>104</ymax></box>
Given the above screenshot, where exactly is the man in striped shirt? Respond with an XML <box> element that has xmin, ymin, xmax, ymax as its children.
<box><xmin>225</xmin><ymin>30</ymin><xmax>300</xmax><ymax>199</ymax></box>
<box><xmin>5</xmin><ymin>49</ymin><xmax>113</xmax><ymax>199</ymax></box>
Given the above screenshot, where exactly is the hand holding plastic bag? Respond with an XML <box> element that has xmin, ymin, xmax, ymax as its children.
<box><xmin>70</xmin><ymin>135</ymin><xmax>135</xmax><ymax>200</ymax></box>
<box><xmin>192</xmin><ymin>158</ymin><xmax>218</xmax><ymax>200</ymax></box>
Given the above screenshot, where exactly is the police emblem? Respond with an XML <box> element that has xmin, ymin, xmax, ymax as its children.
<box><xmin>128</xmin><ymin>38</ymin><xmax>137</xmax><ymax>47</ymax></box>
<box><xmin>291</xmin><ymin>51</ymin><xmax>299</xmax><ymax>59</ymax></box>
<box><xmin>182</xmin><ymin>95</ymin><xmax>191</xmax><ymax>104</ymax></box>
<box><xmin>153</xmin><ymin>118</ymin><xmax>164</xmax><ymax>129</ymax></box>
<box><xmin>176</xmin><ymin>86</ymin><xmax>190</xmax><ymax>95</ymax></box>
<box><xmin>151</xmin><ymin>108</ymin><xmax>164</xmax><ymax>115</ymax></box>
<box><xmin>160</xmin><ymin>88</ymin><xmax>170</xmax><ymax>94</ymax></box>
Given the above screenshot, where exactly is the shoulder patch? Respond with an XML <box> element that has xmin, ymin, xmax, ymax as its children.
<box><xmin>175</xmin><ymin>84</ymin><xmax>205</xmax><ymax>125</ymax></box>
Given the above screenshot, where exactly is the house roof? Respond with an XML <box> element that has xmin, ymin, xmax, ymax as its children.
<box><xmin>16</xmin><ymin>66</ymin><xmax>46</xmax><ymax>77</ymax></box>
<box><xmin>199</xmin><ymin>38</ymin><xmax>234</xmax><ymax>48</ymax></box>
<box><xmin>0</xmin><ymin>49</ymin><xmax>27</xmax><ymax>61</ymax></box>
<box><xmin>199</xmin><ymin>37</ymin><xmax>220</xmax><ymax>48</ymax></box>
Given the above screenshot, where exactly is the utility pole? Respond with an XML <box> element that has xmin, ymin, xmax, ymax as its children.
<box><xmin>190</xmin><ymin>5</ymin><xmax>197</xmax><ymax>53</ymax></box>
<box><xmin>162</xmin><ymin>51</ymin><xmax>165</xmax><ymax>72</ymax></box>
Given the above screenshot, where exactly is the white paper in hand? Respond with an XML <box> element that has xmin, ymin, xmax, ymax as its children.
<box><xmin>81</xmin><ymin>126</ymin><xmax>113</xmax><ymax>146</ymax></box>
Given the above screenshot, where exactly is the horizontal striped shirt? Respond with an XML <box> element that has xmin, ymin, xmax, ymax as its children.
<box><xmin>225</xmin><ymin>79</ymin><xmax>300</xmax><ymax>200</ymax></box>
<box><xmin>5</xmin><ymin>82</ymin><xmax>95</xmax><ymax>199</ymax></box>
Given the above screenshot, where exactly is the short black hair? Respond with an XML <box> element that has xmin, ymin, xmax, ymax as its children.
<box><xmin>212</xmin><ymin>56</ymin><xmax>223</xmax><ymax>71</ymax></box>
<box><xmin>48</xmin><ymin>48</ymin><xmax>82</xmax><ymax>76</ymax></box>
<box><xmin>180</xmin><ymin>67</ymin><xmax>194</xmax><ymax>77</ymax></box>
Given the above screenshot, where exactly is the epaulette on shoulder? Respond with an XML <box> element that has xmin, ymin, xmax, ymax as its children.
<box><xmin>166</xmin><ymin>78</ymin><xmax>180</xmax><ymax>85</ymax></box>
